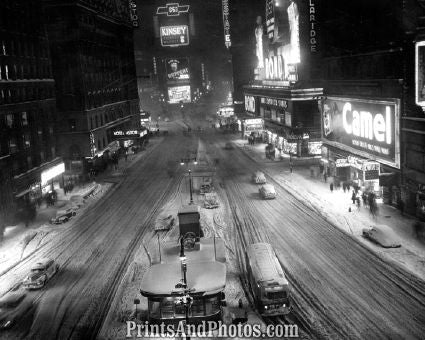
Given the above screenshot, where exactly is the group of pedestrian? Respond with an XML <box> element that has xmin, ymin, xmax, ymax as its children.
<box><xmin>248</xmin><ymin>135</ymin><xmax>256</xmax><ymax>145</ymax></box>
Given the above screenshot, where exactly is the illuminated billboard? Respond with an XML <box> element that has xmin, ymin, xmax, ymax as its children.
<box><xmin>322</xmin><ymin>97</ymin><xmax>400</xmax><ymax>168</ymax></box>
<box><xmin>166</xmin><ymin>58</ymin><xmax>190</xmax><ymax>80</ymax></box>
<box><xmin>259</xmin><ymin>0</ymin><xmax>300</xmax><ymax>84</ymax></box>
<box><xmin>415</xmin><ymin>41</ymin><xmax>425</xmax><ymax>106</ymax></box>
<box><xmin>160</xmin><ymin>25</ymin><xmax>189</xmax><ymax>47</ymax></box>
<box><xmin>168</xmin><ymin>85</ymin><xmax>191</xmax><ymax>103</ymax></box>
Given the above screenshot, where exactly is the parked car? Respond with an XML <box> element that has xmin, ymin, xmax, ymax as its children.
<box><xmin>22</xmin><ymin>258</ymin><xmax>59</xmax><ymax>290</ymax></box>
<box><xmin>50</xmin><ymin>208</ymin><xmax>76</xmax><ymax>224</ymax></box>
<box><xmin>0</xmin><ymin>293</ymin><xmax>33</xmax><ymax>330</ymax></box>
<box><xmin>252</xmin><ymin>171</ymin><xmax>267</xmax><ymax>184</ymax></box>
<box><xmin>362</xmin><ymin>225</ymin><xmax>401</xmax><ymax>248</ymax></box>
<box><xmin>259</xmin><ymin>184</ymin><xmax>277</xmax><ymax>199</ymax></box>
<box><xmin>224</xmin><ymin>142</ymin><xmax>234</xmax><ymax>150</ymax></box>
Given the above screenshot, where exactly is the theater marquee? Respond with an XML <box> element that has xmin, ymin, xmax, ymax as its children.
<box><xmin>322</xmin><ymin>97</ymin><xmax>400</xmax><ymax>169</ymax></box>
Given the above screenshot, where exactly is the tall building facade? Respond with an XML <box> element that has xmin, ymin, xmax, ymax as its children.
<box><xmin>241</xmin><ymin>0</ymin><xmax>323</xmax><ymax>158</ymax></box>
<box><xmin>0</xmin><ymin>0</ymin><xmax>61</xmax><ymax>228</ymax></box>
<box><xmin>44</xmin><ymin>0</ymin><xmax>139</xmax><ymax>176</ymax></box>
<box><xmin>315</xmin><ymin>0</ymin><xmax>425</xmax><ymax>218</ymax></box>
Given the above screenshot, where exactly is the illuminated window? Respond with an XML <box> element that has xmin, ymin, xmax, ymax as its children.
<box><xmin>6</xmin><ymin>114</ymin><xmax>13</xmax><ymax>128</ymax></box>
<box><xmin>21</xmin><ymin>112</ymin><xmax>28</xmax><ymax>126</ymax></box>
<box><xmin>23</xmin><ymin>134</ymin><xmax>31</xmax><ymax>148</ymax></box>
<box><xmin>9</xmin><ymin>137</ymin><xmax>17</xmax><ymax>153</ymax></box>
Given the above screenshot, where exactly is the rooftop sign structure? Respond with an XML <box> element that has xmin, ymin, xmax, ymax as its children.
<box><xmin>157</xmin><ymin>3</ymin><xmax>189</xmax><ymax>16</ymax></box>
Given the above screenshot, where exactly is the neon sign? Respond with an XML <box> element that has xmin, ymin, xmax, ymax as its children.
<box><xmin>160</xmin><ymin>25</ymin><xmax>189</xmax><ymax>47</ymax></box>
<box><xmin>156</xmin><ymin>3</ymin><xmax>189</xmax><ymax>16</ymax></box>
<box><xmin>222</xmin><ymin>0</ymin><xmax>231</xmax><ymax>48</ymax></box>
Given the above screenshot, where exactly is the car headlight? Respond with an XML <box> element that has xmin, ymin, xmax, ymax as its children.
<box><xmin>264</xmin><ymin>306</ymin><xmax>268</xmax><ymax>310</ymax></box>
<box><xmin>3</xmin><ymin>320</ymin><xmax>11</xmax><ymax>328</ymax></box>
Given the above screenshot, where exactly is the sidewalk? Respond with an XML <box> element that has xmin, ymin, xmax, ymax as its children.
<box><xmin>234</xmin><ymin>138</ymin><xmax>425</xmax><ymax>280</ymax></box>
<box><xmin>0</xmin><ymin>136</ymin><xmax>164</xmax><ymax>275</ymax></box>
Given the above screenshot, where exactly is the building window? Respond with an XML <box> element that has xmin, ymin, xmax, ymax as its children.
<box><xmin>9</xmin><ymin>137</ymin><xmax>18</xmax><ymax>153</ymax></box>
<box><xmin>97</xmin><ymin>139</ymin><xmax>101</xmax><ymax>150</ymax></box>
<box><xmin>40</xmin><ymin>151</ymin><xmax>45</xmax><ymax>162</ymax></box>
<box><xmin>27</xmin><ymin>156</ymin><xmax>32</xmax><ymax>169</ymax></box>
<box><xmin>21</xmin><ymin>112</ymin><xmax>28</xmax><ymax>126</ymax></box>
<box><xmin>95</xmin><ymin>115</ymin><xmax>99</xmax><ymax>127</ymax></box>
<box><xmin>51</xmin><ymin>146</ymin><xmax>56</xmax><ymax>158</ymax></box>
<box><xmin>49</xmin><ymin>126</ymin><xmax>53</xmax><ymax>135</ymax></box>
<box><xmin>6</xmin><ymin>114</ymin><xmax>13</xmax><ymax>128</ymax></box>
<box><xmin>23</xmin><ymin>134</ymin><xmax>31</xmax><ymax>148</ymax></box>
<box><xmin>69</xmin><ymin>119</ymin><xmax>76</xmax><ymax>132</ymax></box>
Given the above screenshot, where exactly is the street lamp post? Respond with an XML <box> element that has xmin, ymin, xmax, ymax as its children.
<box><xmin>180</xmin><ymin>157</ymin><xmax>197</xmax><ymax>205</ymax></box>
<box><xmin>188</xmin><ymin>169</ymin><xmax>193</xmax><ymax>204</ymax></box>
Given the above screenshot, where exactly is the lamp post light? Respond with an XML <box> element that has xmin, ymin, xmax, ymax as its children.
<box><xmin>180</xmin><ymin>157</ymin><xmax>197</xmax><ymax>205</ymax></box>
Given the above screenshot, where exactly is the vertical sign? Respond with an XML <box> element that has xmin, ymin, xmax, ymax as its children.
<box><xmin>309</xmin><ymin>0</ymin><xmax>317</xmax><ymax>52</ymax></box>
<box><xmin>222</xmin><ymin>0</ymin><xmax>231</xmax><ymax>48</ymax></box>
<box><xmin>415</xmin><ymin>41</ymin><xmax>425</xmax><ymax>107</ymax></box>
<box><xmin>129</xmin><ymin>0</ymin><xmax>139</xmax><ymax>27</ymax></box>
<box><xmin>265</xmin><ymin>0</ymin><xmax>275</xmax><ymax>41</ymax></box>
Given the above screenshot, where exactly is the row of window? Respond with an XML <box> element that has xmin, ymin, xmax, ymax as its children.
<box><xmin>1</xmin><ymin>38</ymin><xmax>50</xmax><ymax>59</ymax></box>
<box><xmin>0</xmin><ymin>126</ymin><xmax>53</xmax><ymax>158</ymax></box>
<box><xmin>0</xmin><ymin>85</ymin><xmax>55</xmax><ymax>105</ymax></box>
<box><xmin>0</xmin><ymin>60</ymin><xmax>52</xmax><ymax>81</ymax></box>
<box><xmin>9</xmin><ymin>148</ymin><xmax>55</xmax><ymax>178</ymax></box>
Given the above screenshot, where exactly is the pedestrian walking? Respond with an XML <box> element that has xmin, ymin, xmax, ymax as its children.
<box><xmin>290</xmin><ymin>161</ymin><xmax>293</xmax><ymax>173</ymax></box>
<box><xmin>323</xmin><ymin>172</ymin><xmax>327</xmax><ymax>183</ymax></box>
<box><xmin>413</xmin><ymin>221</ymin><xmax>424</xmax><ymax>240</ymax></box>
<box><xmin>356</xmin><ymin>197</ymin><xmax>361</xmax><ymax>210</ymax></box>
<box><xmin>330</xmin><ymin>183</ymin><xmax>334</xmax><ymax>192</ymax></box>
<box><xmin>343</xmin><ymin>182</ymin><xmax>346</xmax><ymax>193</ymax></box>
<box><xmin>397</xmin><ymin>198</ymin><xmax>405</xmax><ymax>216</ymax></box>
<box><xmin>351</xmin><ymin>190</ymin><xmax>356</xmax><ymax>204</ymax></box>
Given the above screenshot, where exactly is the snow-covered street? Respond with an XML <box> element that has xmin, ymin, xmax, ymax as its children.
<box><xmin>1</xmin><ymin>111</ymin><xmax>425</xmax><ymax>340</ymax></box>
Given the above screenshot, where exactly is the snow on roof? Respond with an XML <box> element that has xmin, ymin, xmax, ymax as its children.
<box><xmin>178</xmin><ymin>205</ymin><xmax>200</xmax><ymax>215</ymax></box>
<box><xmin>247</xmin><ymin>243</ymin><xmax>288</xmax><ymax>286</ymax></box>
<box><xmin>140</xmin><ymin>261</ymin><xmax>226</xmax><ymax>296</ymax></box>
<box><xmin>153</xmin><ymin>237</ymin><xmax>226</xmax><ymax>265</ymax></box>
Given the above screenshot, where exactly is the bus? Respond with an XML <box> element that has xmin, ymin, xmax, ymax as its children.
<box><xmin>246</xmin><ymin>243</ymin><xmax>291</xmax><ymax>316</ymax></box>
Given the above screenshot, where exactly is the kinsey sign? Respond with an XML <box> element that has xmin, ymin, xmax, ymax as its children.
<box><xmin>322</xmin><ymin>97</ymin><xmax>400</xmax><ymax>168</ymax></box>
<box><xmin>160</xmin><ymin>25</ymin><xmax>189</xmax><ymax>46</ymax></box>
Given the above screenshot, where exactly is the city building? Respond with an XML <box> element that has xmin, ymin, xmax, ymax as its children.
<box><xmin>134</xmin><ymin>0</ymin><xmax>226</xmax><ymax>115</ymax></box>
<box><xmin>0</xmin><ymin>0</ymin><xmax>62</xmax><ymax>228</ymax></box>
<box><xmin>316</xmin><ymin>0</ymin><xmax>425</xmax><ymax>218</ymax></box>
<box><xmin>43</xmin><ymin>0</ymin><xmax>139</xmax><ymax>178</ymax></box>
<box><xmin>241</xmin><ymin>0</ymin><xmax>323</xmax><ymax>158</ymax></box>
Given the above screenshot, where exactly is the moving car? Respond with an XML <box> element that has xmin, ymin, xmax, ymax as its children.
<box><xmin>224</xmin><ymin>142</ymin><xmax>234</xmax><ymax>150</ymax></box>
<box><xmin>0</xmin><ymin>293</ymin><xmax>33</xmax><ymax>330</ymax></box>
<box><xmin>252</xmin><ymin>171</ymin><xmax>267</xmax><ymax>184</ymax></box>
<box><xmin>204</xmin><ymin>193</ymin><xmax>219</xmax><ymax>209</ymax></box>
<box><xmin>200</xmin><ymin>183</ymin><xmax>213</xmax><ymax>194</ymax></box>
<box><xmin>22</xmin><ymin>258</ymin><xmax>59</xmax><ymax>290</ymax></box>
<box><xmin>259</xmin><ymin>184</ymin><xmax>277</xmax><ymax>199</ymax></box>
<box><xmin>50</xmin><ymin>208</ymin><xmax>76</xmax><ymax>224</ymax></box>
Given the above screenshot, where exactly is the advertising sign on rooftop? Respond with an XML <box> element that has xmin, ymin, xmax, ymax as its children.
<box><xmin>168</xmin><ymin>85</ymin><xmax>191</xmax><ymax>103</ymax></box>
<box><xmin>415</xmin><ymin>41</ymin><xmax>425</xmax><ymax>107</ymax></box>
<box><xmin>160</xmin><ymin>25</ymin><xmax>189</xmax><ymax>47</ymax></box>
<box><xmin>322</xmin><ymin>97</ymin><xmax>400</xmax><ymax>168</ymax></box>
<box><xmin>157</xmin><ymin>3</ymin><xmax>190</xmax><ymax>16</ymax></box>
<box><xmin>166</xmin><ymin>58</ymin><xmax>190</xmax><ymax>80</ymax></box>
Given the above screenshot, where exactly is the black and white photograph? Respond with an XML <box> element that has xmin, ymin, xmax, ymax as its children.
<box><xmin>0</xmin><ymin>0</ymin><xmax>425</xmax><ymax>339</ymax></box>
